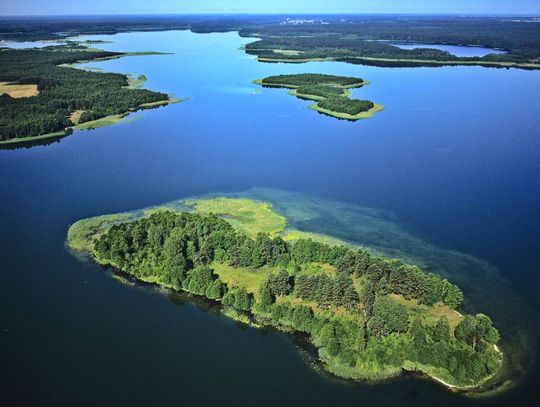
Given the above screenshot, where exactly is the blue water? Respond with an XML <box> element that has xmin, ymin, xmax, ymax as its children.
<box><xmin>1</xmin><ymin>30</ymin><xmax>539</xmax><ymax>406</ymax></box>
<box><xmin>388</xmin><ymin>42</ymin><xmax>506</xmax><ymax>57</ymax></box>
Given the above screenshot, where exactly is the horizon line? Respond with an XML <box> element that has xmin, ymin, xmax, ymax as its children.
<box><xmin>1</xmin><ymin>12</ymin><xmax>540</xmax><ymax>18</ymax></box>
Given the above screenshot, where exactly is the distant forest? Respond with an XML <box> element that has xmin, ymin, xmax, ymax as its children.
<box><xmin>1</xmin><ymin>15</ymin><xmax>538</xmax><ymax>67</ymax></box>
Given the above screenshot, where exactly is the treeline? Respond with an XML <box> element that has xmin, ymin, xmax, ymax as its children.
<box><xmin>0</xmin><ymin>46</ymin><xmax>169</xmax><ymax>141</ymax></box>
<box><xmin>241</xmin><ymin>16</ymin><xmax>540</xmax><ymax>65</ymax></box>
<box><xmin>296</xmin><ymin>84</ymin><xmax>345</xmax><ymax>99</ymax></box>
<box><xmin>261</xmin><ymin>73</ymin><xmax>363</xmax><ymax>87</ymax></box>
<box><xmin>91</xmin><ymin>210</ymin><xmax>500</xmax><ymax>385</ymax></box>
<box><xmin>1</xmin><ymin>15</ymin><xmax>538</xmax><ymax>64</ymax></box>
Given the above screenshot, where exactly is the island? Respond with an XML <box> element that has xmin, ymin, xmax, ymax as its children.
<box><xmin>67</xmin><ymin>196</ymin><xmax>503</xmax><ymax>391</ymax></box>
<box><xmin>254</xmin><ymin>74</ymin><xmax>383</xmax><ymax>121</ymax></box>
<box><xmin>0</xmin><ymin>44</ymin><xmax>180</xmax><ymax>145</ymax></box>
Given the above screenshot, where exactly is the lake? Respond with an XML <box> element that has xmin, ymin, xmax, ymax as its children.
<box><xmin>1</xmin><ymin>30</ymin><xmax>539</xmax><ymax>406</ymax></box>
<box><xmin>387</xmin><ymin>42</ymin><xmax>506</xmax><ymax>57</ymax></box>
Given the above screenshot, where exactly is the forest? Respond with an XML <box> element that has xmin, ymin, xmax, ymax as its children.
<box><xmin>0</xmin><ymin>45</ymin><xmax>170</xmax><ymax>142</ymax></box>
<box><xmin>84</xmin><ymin>209</ymin><xmax>501</xmax><ymax>387</ymax></box>
<box><xmin>2</xmin><ymin>15</ymin><xmax>538</xmax><ymax>68</ymax></box>
<box><xmin>261</xmin><ymin>74</ymin><xmax>364</xmax><ymax>88</ymax></box>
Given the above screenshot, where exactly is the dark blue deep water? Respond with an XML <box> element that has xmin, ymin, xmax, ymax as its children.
<box><xmin>1</xmin><ymin>31</ymin><xmax>539</xmax><ymax>406</ymax></box>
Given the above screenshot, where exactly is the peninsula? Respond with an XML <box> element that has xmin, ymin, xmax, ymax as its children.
<box><xmin>255</xmin><ymin>74</ymin><xmax>383</xmax><ymax>120</ymax></box>
<box><xmin>68</xmin><ymin>197</ymin><xmax>502</xmax><ymax>391</ymax></box>
<box><xmin>0</xmin><ymin>44</ymin><xmax>179</xmax><ymax>144</ymax></box>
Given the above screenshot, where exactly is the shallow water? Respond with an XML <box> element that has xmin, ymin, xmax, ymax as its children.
<box><xmin>387</xmin><ymin>42</ymin><xmax>506</xmax><ymax>57</ymax></box>
<box><xmin>1</xmin><ymin>30</ymin><xmax>539</xmax><ymax>406</ymax></box>
<box><xmin>0</xmin><ymin>40</ymin><xmax>67</xmax><ymax>48</ymax></box>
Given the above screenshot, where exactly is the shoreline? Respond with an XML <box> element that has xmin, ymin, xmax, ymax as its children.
<box><xmin>0</xmin><ymin>48</ymin><xmax>180</xmax><ymax>146</ymax></box>
<box><xmin>0</xmin><ymin>98</ymin><xmax>181</xmax><ymax>146</ymax></box>
<box><xmin>309</xmin><ymin>103</ymin><xmax>384</xmax><ymax>121</ymax></box>
<box><xmin>256</xmin><ymin>55</ymin><xmax>540</xmax><ymax>69</ymax></box>
<box><xmin>253</xmin><ymin>77</ymin><xmax>381</xmax><ymax>121</ymax></box>
<box><xmin>82</xmin><ymin>247</ymin><xmax>504</xmax><ymax>393</ymax></box>
<box><xmin>66</xmin><ymin>200</ymin><xmax>505</xmax><ymax>395</ymax></box>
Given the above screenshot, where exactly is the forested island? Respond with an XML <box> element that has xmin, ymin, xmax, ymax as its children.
<box><xmin>255</xmin><ymin>74</ymin><xmax>383</xmax><ymax>120</ymax></box>
<box><xmin>0</xmin><ymin>44</ymin><xmax>178</xmax><ymax>144</ymax></box>
<box><xmin>68</xmin><ymin>197</ymin><xmax>503</xmax><ymax>390</ymax></box>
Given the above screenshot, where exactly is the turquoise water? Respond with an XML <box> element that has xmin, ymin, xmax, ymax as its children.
<box><xmin>387</xmin><ymin>42</ymin><xmax>506</xmax><ymax>57</ymax></box>
<box><xmin>1</xmin><ymin>30</ymin><xmax>539</xmax><ymax>406</ymax></box>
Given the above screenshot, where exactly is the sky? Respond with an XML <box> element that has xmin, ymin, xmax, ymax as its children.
<box><xmin>0</xmin><ymin>0</ymin><xmax>539</xmax><ymax>16</ymax></box>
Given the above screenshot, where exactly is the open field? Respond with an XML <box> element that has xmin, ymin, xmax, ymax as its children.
<box><xmin>0</xmin><ymin>82</ymin><xmax>39</xmax><ymax>98</ymax></box>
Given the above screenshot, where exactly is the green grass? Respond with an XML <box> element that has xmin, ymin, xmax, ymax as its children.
<box><xmin>75</xmin><ymin>114</ymin><xmax>127</xmax><ymax>130</ymax></box>
<box><xmin>67</xmin><ymin>213</ymin><xmax>135</xmax><ymax>252</ymax></box>
<box><xmin>211</xmin><ymin>261</ymin><xmax>276</xmax><ymax>297</ymax></box>
<box><xmin>0</xmin><ymin>130</ymin><xmax>66</xmax><ymax>145</ymax></box>
<box><xmin>185</xmin><ymin>197</ymin><xmax>286</xmax><ymax>238</ymax></box>
<box><xmin>391</xmin><ymin>294</ymin><xmax>463</xmax><ymax>331</ymax></box>
<box><xmin>281</xmin><ymin>229</ymin><xmax>352</xmax><ymax>247</ymax></box>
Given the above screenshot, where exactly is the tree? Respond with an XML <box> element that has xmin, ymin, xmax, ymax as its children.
<box><xmin>258</xmin><ymin>285</ymin><xmax>274</xmax><ymax>311</ymax></box>
<box><xmin>455</xmin><ymin>315</ymin><xmax>478</xmax><ymax>349</ymax></box>
<box><xmin>366</xmin><ymin>296</ymin><xmax>409</xmax><ymax>337</ymax></box>
<box><xmin>266</xmin><ymin>269</ymin><xmax>293</xmax><ymax>297</ymax></box>
<box><xmin>234</xmin><ymin>288</ymin><xmax>252</xmax><ymax>311</ymax></box>
<box><xmin>475</xmin><ymin>314</ymin><xmax>500</xmax><ymax>344</ymax></box>
<box><xmin>432</xmin><ymin>317</ymin><xmax>450</xmax><ymax>343</ymax></box>
<box><xmin>320</xmin><ymin>324</ymin><xmax>339</xmax><ymax>356</ymax></box>
<box><xmin>206</xmin><ymin>280</ymin><xmax>225</xmax><ymax>300</ymax></box>
<box><xmin>360</xmin><ymin>279</ymin><xmax>376</xmax><ymax>317</ymax></box>
<box><xmin>222</xmin><ymin>291</ymin><xmax>235</xmax><ymax>307</ymax></box>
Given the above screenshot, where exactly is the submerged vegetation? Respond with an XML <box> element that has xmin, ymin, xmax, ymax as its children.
<box><xmin>68</xmin><ymin>197</ymin><xmax>502</xmax><ymax>389</ymax></box>
<box><xmin>256</xmin><ymin>74</ymin><xmax>382</xmax><ymax>121</ymax></box>
<box><xmin>0</xmin><ymin>45</ymin><xmax>176</xmax><ymax>143</ymax></box>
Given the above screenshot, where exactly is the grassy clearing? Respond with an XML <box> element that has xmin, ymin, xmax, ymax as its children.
<box><xmin>310</xmin><ymin>102</ymin><xmax>384</xmax><ymax>121</ymax></box>
<box><xmin>272</xmin><ymin>49</ymin><xmax>305</xmax><ymax>56</ymax></box>
<box><xmin>67</xmin><ymin>213</ymin><xmax>135</xmax><ymax>252</ymax></box>
<box><xmin>0</xmin><ymin>82</ymin><xmax>39</xmax><ymax>98</ymax></box>
<box><xmin>185</xmin><ymin>197</ymin><xmax>286</xmax><ymax>238</ymax></box>
<box><xmin>211</xmin><ymin>261</ymin><xmax>276</xmax><ymax>297</ymax></box>
<box><xmin>298</xmin><ymin>262</ymin><xmax>337</xmax><ymax>276</ymax></box>
<box><xmin>281</xmin><ymin>229</ymin><xmax>352</xmax><ymax>247</ymax></box>
<box><xmin>69</xmin><ymin>110</ymin><xmax>84</xmax><ymax>125</ymax></box>
<box><xmin>75</xmin><ymin>114</ymin><xmax>127</xmax><ymax>130</ymax></box>
<box><xmin>391</xmin><ymin>294</ymin><xmax>463</xmax><ymax>331</ymax></box>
